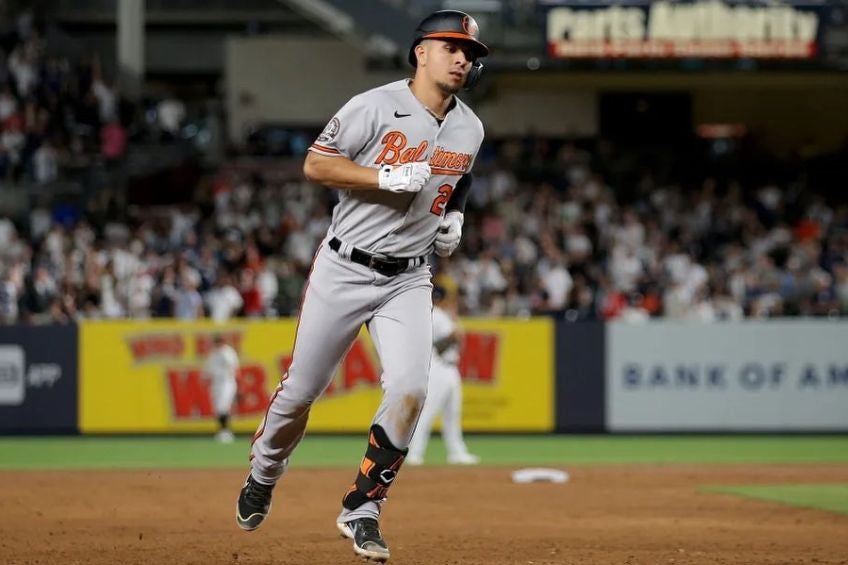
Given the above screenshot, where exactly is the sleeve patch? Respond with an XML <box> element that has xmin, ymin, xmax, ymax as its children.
<box><xmin>317</xmin><ymin>117</ymin><xmax>340</xmax><ymax>143</ymax></box>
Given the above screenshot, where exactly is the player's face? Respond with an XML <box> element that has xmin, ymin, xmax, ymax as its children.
<box><xmin>418</xmin><ymin>39</ymin><xmax>475</xmax><ymax>94</ymax></box>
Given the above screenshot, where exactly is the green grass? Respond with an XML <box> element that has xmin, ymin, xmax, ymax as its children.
<box><xmin>706</xmin><ymin>484</ymin><xmax>848</xmax><ymax>516</ymax></box>
<box><xmin>0</xmin><ymin>435</ymin><xmax>847</xmax><ymax>471</ymax></box>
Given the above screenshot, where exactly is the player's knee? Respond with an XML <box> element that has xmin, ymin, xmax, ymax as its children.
<box><xmin>388</xmin><ymin>381</ymin><xmax>428</xmax><ymax>406</ymax></box>
<box><xmin>281</xmin><ymin>369</ymin><xmax>331</xmax><ymax>403</ymax></box>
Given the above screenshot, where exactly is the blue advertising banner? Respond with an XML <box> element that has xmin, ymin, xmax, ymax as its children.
<box><xmin>0</xmin><ymin>325</ymin><xmax>78</xmax><ymax>433</ymax></box>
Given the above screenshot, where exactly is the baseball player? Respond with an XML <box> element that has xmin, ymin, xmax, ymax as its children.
<box><xmin>203</xmin><ymin>334</ymin><xmax>240</xmax><ymax>443</ymax></box>
<box><xmin>235</xmin><ymin>10</ymin><xmax>488</xmax><ymax>563</ymax></box>
<box><xmin>406</xmin><ymin>285</ymin><xmax>480</xmax><ymax>466</ymax></box>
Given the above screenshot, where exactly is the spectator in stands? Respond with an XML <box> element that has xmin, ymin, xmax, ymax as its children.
<box><xmin>173</xmin><ymin>272</ymin><xmax>204</xmax><ymax>320</ymax></box>
<box><xmin>101</xmin><ymin>119</ymin><xmax>127</xmax><ymax>162</ymax></box>
<box><xmin>206</xmin><ymin>271</ymin><xmax>243</xmax><ymax>323</ymax></box>
<box><xmin>156</xmin><ymin>96</ymin><xmax>185</xmax><ymax>141</ymax></box>
<box><xmin>0</xmin><ymin>267</ymin><xmax>21</xmax><ymax>324</ymax></box>
<box><xmin>32</xmin><ymin>136</ymin><xmax>57</xmax><ymax>183</ymax></box>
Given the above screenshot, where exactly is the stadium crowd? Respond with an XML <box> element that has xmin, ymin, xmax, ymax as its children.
<box><xmin>1</xmin><ymin>8</ymin><xmax>846</xmax><ymax>324</ymax></box>
<box><xmin>0</xmin><ymin>12</ymin><xmax>132</xmax><ymax>185</ymax></box>
<box><xmin>2</xmin><ymin>131</ymin><xmax>847</xmax><ymax>324</ymax></box>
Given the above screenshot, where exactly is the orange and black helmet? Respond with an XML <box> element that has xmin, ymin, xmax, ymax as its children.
<box><xmin>408</xmin><ymin>10</ymin><xmax>489</xmax><ymax>68</ymax></box>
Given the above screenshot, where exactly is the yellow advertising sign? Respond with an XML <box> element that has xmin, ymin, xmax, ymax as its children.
<box><xmin>79</xmin><ymin>318</ymin><xmax>553</xmax><ymax>433</ymax></box>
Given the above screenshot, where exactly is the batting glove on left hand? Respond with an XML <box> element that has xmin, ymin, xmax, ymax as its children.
<box><xmin>378</xmin><ymin>162</ymin><xmax>431</xmax><ymax>193</ymax></box>
<box><xmin>434</xmin><ymin>211</ymin><xmax>464</xmax><ymax>257</ymax></box>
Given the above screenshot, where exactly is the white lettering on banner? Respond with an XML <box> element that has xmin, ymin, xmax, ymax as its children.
<box><xmin>27</xmin><ymin>364</ymin><xmax>62</xmax><ymax>388</ymax></box>
<box><xmin>607</xmin><ymin>322</ymin><xmax>848</xmax><ymax>431</ymax></box>
<box><xmin>547</xmin><ymin>7</ymin><xmax>646</xmax><ymax>42</ymax></box>
<box><xmin>0</xmin><ymin>348</ymin><xmax>63</xmax><ymax>407</ymax></box>
<box><xmin>0</xmin><ymin>345</ymin><xmax>25</xmax><ymax>406</ymax></box>
<box><xmin>547</xmin><ymin>1</ymin><xmax>819</xmax><ymax>59</ymax></box>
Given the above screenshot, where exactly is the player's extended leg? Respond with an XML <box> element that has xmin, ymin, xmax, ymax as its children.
<box><xmin>213</xmin><ymin>379</ymin><xmax>237</xmax><ymax>443</ymax></box>
<box><xmin>442</xmin><ymin>367</ymin><xmax>479</xmax><ymax>465</ymax></box>
<box><xmin>407</xmin><ymin>365</ymin><xmax>452</xmax><ymax>464</ymax></box>
<box><xmin>238</xmin><ymin>248</ymin><xmax>369</xmax><ymax>531</ymax></box>
<box><xmin>336</xmin><ymin>275</ymin><xmax>433</xmax><ymax>561</ymax></box>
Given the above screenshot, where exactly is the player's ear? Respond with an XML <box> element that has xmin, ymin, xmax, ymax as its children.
<box><xmin>415</xmin><ymin>42</ymin><xmax>427</xmax><ymax>66</ymax></box>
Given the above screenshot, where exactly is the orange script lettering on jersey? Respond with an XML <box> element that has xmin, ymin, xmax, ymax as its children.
<box><xmin>429</xmin><ymin>145</ymin><xmax>473</xmax><ymax>174</ymax></box>
<box><xmin>375</xmin><ymin>131</ymin><xmax>429</xmax><ymax>165</ymax></box>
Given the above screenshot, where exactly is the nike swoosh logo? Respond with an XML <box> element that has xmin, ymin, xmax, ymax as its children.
<box><xmin>394</xmin><ymin>111</ymin><xmax>411</xmax><ymax>118</ymax></box>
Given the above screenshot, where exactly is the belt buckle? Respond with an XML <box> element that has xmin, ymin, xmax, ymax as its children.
<box><xmin>373</xmin><ymin>257</ymin><xmax>404</xmax><ymax>277</ymax></box>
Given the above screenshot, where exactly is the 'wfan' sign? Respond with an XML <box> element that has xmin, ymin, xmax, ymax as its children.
<box><xmin>546</xmin><ymin>0</ymin><xmax>820</xmax><ymax>59</ymax></box>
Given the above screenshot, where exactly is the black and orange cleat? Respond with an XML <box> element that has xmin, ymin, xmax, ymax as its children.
<box><xmin>337</xmin><ymin>517</ymin><xmax>390</xmax><ymax>562</ymax></box>
<box><xmin>236</xmin><ymin>475</ymin><xmax>274</xmax><ymax>531</ymax></box>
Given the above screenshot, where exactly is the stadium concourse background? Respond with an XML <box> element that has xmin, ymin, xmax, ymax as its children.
<box><xmin>1</xmin><ymin>1</ymin><xmax>848</xmax><ymax>564</ymax></box>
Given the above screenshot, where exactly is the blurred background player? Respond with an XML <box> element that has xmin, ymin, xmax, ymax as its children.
<box><xmin>203</xmin><ymin>334</ymin><xmax>240</xmax><ymax>443</ymax></box>
<box><xmin>407</xmin><ymin>285</ymin><xmax>479</xmax><ymax>466</ymax></box>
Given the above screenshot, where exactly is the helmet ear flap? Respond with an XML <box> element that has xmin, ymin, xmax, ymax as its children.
<box><xmin>464</xmin><ymin>60</ymin><xmax>483</xmax><ymax>90</ymax></box>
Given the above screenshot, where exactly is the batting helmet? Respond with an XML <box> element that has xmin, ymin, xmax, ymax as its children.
<box><xmin>408</xmin><ymin>10</ymin><xmax>489</xmax><ymax>90</ymax></box>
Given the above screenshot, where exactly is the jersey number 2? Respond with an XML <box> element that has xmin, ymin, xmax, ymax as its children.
<box><xmin>430</xmin><ymin>183</ymin><xmax>454</xmax><ymax>216</ymax></box>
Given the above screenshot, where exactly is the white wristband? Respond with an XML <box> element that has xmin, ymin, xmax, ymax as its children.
<box><xmin>378</xmin><ymin>165</ymin><xmax>393</xmax><ymax>190</ymax></box>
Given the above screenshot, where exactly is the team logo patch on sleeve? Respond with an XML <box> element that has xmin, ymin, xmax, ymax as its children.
<box><xmin>317</xmin><ymin>117</ymin><xmax>340</xmax><ymax>142</ymax></box>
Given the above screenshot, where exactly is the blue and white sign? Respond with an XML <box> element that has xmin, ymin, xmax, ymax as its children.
<box><xmin>0</xmin><ymin>325</ymin><xmax>78</xmax><ymax>433</ymax></box>
<box><xmin>607</xmin><ymin>321</ymin><xmax>848</xmax><ymax>431</ymax></box>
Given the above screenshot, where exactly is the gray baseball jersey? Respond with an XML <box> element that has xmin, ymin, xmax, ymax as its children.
<box><xmin>309</xmin><ymin>79</ymin><xmax>484</xmax><ymax>257</ymax></box>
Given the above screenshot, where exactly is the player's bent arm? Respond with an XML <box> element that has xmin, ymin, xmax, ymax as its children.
<box><xmin>303</xmin><ymin>152</ymin><xmax>379</xmax><ymax>190</ymax></box>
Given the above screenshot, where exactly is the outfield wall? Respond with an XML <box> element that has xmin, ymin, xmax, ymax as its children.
<box><xmin>0</xmin><ymin>320</ymin><xmax>846</xmax><ymax>434</ymax></box>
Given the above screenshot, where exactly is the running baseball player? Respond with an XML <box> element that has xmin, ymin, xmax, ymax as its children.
<box><xmin>406</xmin><ymin>285</ymin><xmax>480</xmax><ymax>466</ymax></box>
<box><xmin>235</xmin><ymin>9</ymin><xmax>488</xmax><ymax>563</ymax></box>
<box><xmin>203</xmin><ymin>334</ymin><xmax>240</xmax><ymax>443</ymax></box>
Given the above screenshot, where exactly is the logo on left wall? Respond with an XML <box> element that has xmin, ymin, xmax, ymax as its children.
<box><xmin>0</xmin><ymin>345</ymin><xmax>62</xmax><ymax>406</ymax></box>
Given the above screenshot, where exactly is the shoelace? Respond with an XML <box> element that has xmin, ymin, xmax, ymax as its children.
<box><xmin>244</xmin><ymin>479</ymin><xmax>273</xmax><ymax>507</ymax></box>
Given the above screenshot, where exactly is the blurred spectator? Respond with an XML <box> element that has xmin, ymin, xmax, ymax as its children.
<box><xmin>157</xmin><ymin>96</ymin><xmax>186</xmax><ymax>141</ymax></box>
<box><xmin>173</xmin><ymin>272</ymin><xmax>203</xmax><ymax>320</ymax></box>
<box><xmin>32</xmin><ymin>138</ymin><xmax>58</xmax><ymax>183</ymax></box>
<box><xmin>206</xmin><ymin>272</ymin><xmax>243</xmax><ymax>323</ymax></box>
<box><xmin>101</xmin><ymin>120</ymin><xmax>127</xmax><ymax>162</ymax></box>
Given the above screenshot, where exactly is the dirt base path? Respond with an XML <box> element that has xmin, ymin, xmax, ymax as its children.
<box><xmin>2</xmin><ymin>464</ymin><xmax>847</xmax><ymax>564</ymax></box>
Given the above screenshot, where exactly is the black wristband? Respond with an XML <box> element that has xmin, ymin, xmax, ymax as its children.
<box><xmin>446</xmin><ymin>173</ymin><xmax>473</xmax><ymax>213</ymax></box>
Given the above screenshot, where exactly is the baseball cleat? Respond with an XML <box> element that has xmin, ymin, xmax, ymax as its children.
<box><xmin>215</xmin><ymin>430</ymin><xmax>235</xmax><ymax>443</ymax></box>
<box><xmin>447</xmin><ymin>452</ymin><xmax>480</xmax><ymax>465</ymax></box>
<box><xmin>236</xmin><ymin>475</ymin><xmax>274</xmax><ymax>531</ymax></box>
<box><xmin>337</xmin><ymin>518</ymin><xmax>390</xmax><ymax>562</ymax></box>
<box><xmin>405</xmin><ymin>455</ymin><xmax>424</xmax><ymax>466</ymax></box>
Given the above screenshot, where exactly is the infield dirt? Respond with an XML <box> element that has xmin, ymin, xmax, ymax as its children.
<box><xmin>2</xmin><ymin>464</ymin><xmax>847</xmax><ymax>564</ymax></box>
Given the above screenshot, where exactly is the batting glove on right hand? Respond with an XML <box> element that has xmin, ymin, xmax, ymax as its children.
<box><xmin>434</xmin><ymin>211</ymin><xmax>464</xmax><ymax>257</ymax></box>
<box><xmin>378</xmin><ymin>163</ymin><xmax>431</xmax><ymax>193</ymax></box>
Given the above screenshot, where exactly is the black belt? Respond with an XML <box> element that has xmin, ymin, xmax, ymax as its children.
<box><xmin>329</xmin><ymin>237</ymin><xmax>425</xmax><ymax>277</ymax></box>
